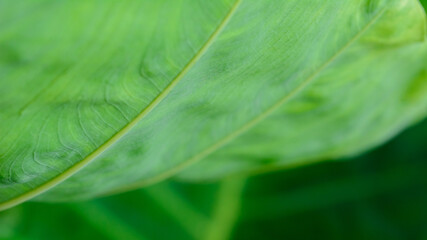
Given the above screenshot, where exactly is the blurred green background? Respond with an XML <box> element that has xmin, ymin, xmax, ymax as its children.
<box><xmin>0</xmin><ymin>118</ymin><xmax>426</xmax><ymax>240</ymax></box>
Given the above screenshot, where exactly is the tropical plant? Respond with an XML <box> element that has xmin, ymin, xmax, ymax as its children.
<box><xmin>0</xmin><ymin>0</ymin><xmax>426</xmax><ymax>239</ymax></box>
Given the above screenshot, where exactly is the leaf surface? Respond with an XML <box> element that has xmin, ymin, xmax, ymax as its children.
<box><xmin>0</xmin><ymin>0</ymin><xmax>426</xmax><ymax>209</ymax></box>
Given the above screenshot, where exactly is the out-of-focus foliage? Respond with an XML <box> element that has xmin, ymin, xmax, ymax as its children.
<box><xmin>0</xmin><ymin>0</ymin><xmax>426</xmax><ymax>209</ymax></box>
<box><xmin>1</xmin><ymin>118</ymin><xmax>426</xmax><ymax>240</ymax></box>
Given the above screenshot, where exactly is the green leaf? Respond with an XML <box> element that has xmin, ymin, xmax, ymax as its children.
<box><xmin>0</xmin><ymin>0</ymin><xmax>426</xmax><ymax>210</ymax></box>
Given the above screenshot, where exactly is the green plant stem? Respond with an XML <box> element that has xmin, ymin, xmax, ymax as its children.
<box><xmin>144</xmin><ymin>182</ymin><xmax>209</xmax><ymax>239</ymax></box>
<box><xmin>204</xmin><ymin>177</ymin><xmax>247</xmax><ymax>240</ymax></box>
<box><xmin>68</xmin><ymin>202</ymin><xmax>146</xmax><ymax>240</ymax></box>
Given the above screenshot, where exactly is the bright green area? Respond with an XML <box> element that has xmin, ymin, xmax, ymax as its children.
<box><xmin>0</xmin><ymin>0</ymin><xmax>426</xmax><ymax>210</ymax></box>
<box><xmin>1</xmin><ymin>115</ymin><xmax>426</xmax><ymax>240</ymax></box>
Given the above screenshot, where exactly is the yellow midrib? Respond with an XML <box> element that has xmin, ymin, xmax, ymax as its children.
<box><xmin>0</xmin><ymin>0</ymin><xmax>242</xmax><ymax>211</ymax></box>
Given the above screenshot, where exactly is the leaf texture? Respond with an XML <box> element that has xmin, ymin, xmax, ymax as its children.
<box><xmin>0</xmin><ymin>0</ymin><xmax>426</xmax><ymax>209</ymax></box>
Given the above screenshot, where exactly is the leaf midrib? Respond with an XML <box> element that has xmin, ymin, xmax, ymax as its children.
<box><xmin>0</xmin><ymin>0</ymin><xmax>243</xmax><ymax>211</ymax></box>
<box><xmin>108</xmin><ymin>6</ymin><xmax>388</xmax><ymax>194</ymax></box>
